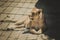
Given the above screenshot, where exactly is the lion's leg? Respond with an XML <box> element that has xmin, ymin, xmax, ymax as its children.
<box><xmin>29</xmin><ymin>28</ymin><xmax>41</xmax><ymax>35</ymax></box>
<box><xmin>37</xmin><ymin>28</ymin><xmax>42</xmax><ymax>34</ymax></box>
<box><xmin>37</xmin><ymin>24</ymin><xmax>44</xmax><ymax>34</ymax></box>
<box><xmin>30</xmin><ymin>28</ymin><xmax>37</xmax><ymax>34</ymax></box>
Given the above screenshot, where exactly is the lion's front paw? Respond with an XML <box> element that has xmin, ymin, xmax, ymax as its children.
<box><xmin>29</xmin><ymin>29</ymin><xmax>41</xmax><ymax>35</ymax></box>
<box><xmin>37</xmin><ymin>29</ymin><xmax>42</xmax><ymax>34</ymax></box>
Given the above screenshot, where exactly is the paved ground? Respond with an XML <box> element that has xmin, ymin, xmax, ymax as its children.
<box><xmin>0</xmin><ymin>0</ymin><xmax>55</xmax><ymax>40</ymax></box>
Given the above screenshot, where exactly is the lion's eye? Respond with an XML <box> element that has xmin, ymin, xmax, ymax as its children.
<box><xmin>38</xmin><ymin>11</ymin><xmax>40</xmax><ymax>14</ymax></box>
<box><xmin>32</xmin><ymin>12</ymin><xmax>35</xmax><ymax>16</ymax></box>
<box><xmin>32</xmin><ymin>12</ymin><xmax>34</xmax><ymax>15</ymax></box>
<box><xmin>31</xmin><ymin>18</ymin><xmax>33</xmax><ymax>20</ymax></box>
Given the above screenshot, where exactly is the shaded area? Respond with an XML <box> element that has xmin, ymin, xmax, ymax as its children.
<box><xmin>35</xmin><ymin>0</ymin><xmax>60</xmax><ymax>40</ymax></box>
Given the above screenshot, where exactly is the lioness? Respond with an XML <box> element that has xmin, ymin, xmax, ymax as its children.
<box><xmin>27</xmin><ymin>7</ymin><xmax>45</xmax><ymax>34</ymax></box>
<box><xmin>14</xmin><ymin>7</ymin><xmax>45</xmax><ymax>34</ymax></box>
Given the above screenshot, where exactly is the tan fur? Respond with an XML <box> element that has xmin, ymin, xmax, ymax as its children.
<box><xmin>15</xmin><ymin>16</ymin><xmax>31</xmax><ymax>28</ymax></box>
<box><xmin>28</xmin><ymin>7</ymin><xmax>45</xmax><ymax>34</ymax></box>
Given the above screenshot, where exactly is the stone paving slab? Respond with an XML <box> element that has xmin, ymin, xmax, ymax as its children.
<box><xmin>27</xmin><ymin>34</ymin><xmax>38</xmax><ymax>40</ymax></box>
<box><xmin>0</xmin><ymin>14</ymin><xmax>8</xmax><ymax>21</ymax></box>
<box><xmin>9</xmin><ymin>2</ymin><xmax>18</xmax><ymax>7</ymax></box>
<box><xmin>0</xmin><ymin>0</ymin><xmax>8</xmax><ymax>2</ymax></box>
<box><xmin>22</xmin><ymin>3</ymin><xmax>30</xmax><ymax>8</ymax></box>
<box><xmin>0</xmin><ymin>31</ymin><xmax>2</xmax><ymax>35</ymax></box>
<box><xmin>9</xmin><ymin>31</ymin><xmax>21</xmax><ymax>38</ymax></box>
<box><xmin>7</xmin><ymin>38</ymin><xmax>16</xmax><ymax>40</ymax></box>
<box><xmin>7</xmin><ymin>0</ymin><xmax>15</xmax><ymax>2</ymax></box>
<box><xmin>13</xmin><ymin>0</ymin><xmax>21</xmax><ymax>3</ymax></box>
<box><xmin>0</xmin><ymin>1</ymin><xmax>5</xmax><ymax>6</ymax></box>
<box><xmin>25</xmin><ymin>0</ymin><xmax>31</xmax><ymax>3</ymax></box>
<box><xmin>0</xmin><ymin>7</ymin><xmax>6</xmax><ymax>13</ymax></box>
<box><xmin>16</xmin><ymin>3</ymin><xmax>24</xmax><ymax>8</ymax></box>
<box><xmin>10</xmin><ymin>8</ymin><xmax>20</xmax><ymax>14</ymax></box>
<box><xmin>18</xmin><ymin>34</ymin><xmax>28</xmax><ymax>40</ymax></box>
<box><xmin>3</xmin><ymin>2</ymin><xmax>12</xmax><ymax>7</ymax></box>
<box><xmin>3</xmin><ymin>7</ymin><xmax>14</xmax><ymax>13</ymax></box>
<box><xmin>5</xmin><ymin>15</ymin><xmax>15</xmax><ymax>20</ymax></box>
<box><xmin>0</xmin><ymin>23</ymin><xmax>9</xmax><ymax>29</ymax></box>
<box><xmin>0</xmin><ymin>31</ymin><xmax>12</xmax><ymax>40</ymax></box>
<box><xmin>20</xmin><ymin>0</ymin><xmax>26</xmax><ymax>3</ymax></box>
